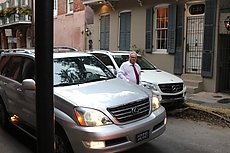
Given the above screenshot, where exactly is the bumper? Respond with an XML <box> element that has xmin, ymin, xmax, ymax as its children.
<box><xmin>152</xmin><ymin>90</ymin><xmax>186</xmax><ymax>105</ymax></box>
<box><xmin>65</xmin><ymin>106</ymin><xmax>166</xmax><ymax>153</ymax></box>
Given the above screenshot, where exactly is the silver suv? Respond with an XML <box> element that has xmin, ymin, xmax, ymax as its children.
<box><xmin>0</xmin><ymin>49</ymin><xmax>166</xmax><ymax>153</ymax></box>
<box><xmin>89</xmin><ymin>50</ymin><xmax>187</xmax><ymax>107</ymax></box>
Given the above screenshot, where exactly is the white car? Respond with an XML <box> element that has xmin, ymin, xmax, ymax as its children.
<box><xmin>89</xmin><ymin>50</ymin><xmax>187</xmax><ymax>106</ymax></box>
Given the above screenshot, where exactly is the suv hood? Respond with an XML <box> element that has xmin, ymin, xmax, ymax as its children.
<box><xmin>141</xmin><ymin>69</ymin><xmax>183</xmax><ymax>84</ymax></box>
<box><xmin>54</xmin><ymin>78</ymin><xmax>150</xmax><ymax>109</ymax></box>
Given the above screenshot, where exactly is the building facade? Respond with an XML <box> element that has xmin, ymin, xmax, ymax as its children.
<box><xmin>0</xmin><ymin>0</ymin><xmax>87</xmax><ymax>50</ymax></box>
<box><xmin>0</xmin><ymin>0</ymin><xmax>33</xmax><ymax>49</ymax></box>
<box><xmin>53</xmin><ymin>0</ymin><xmax>86</xmax><ymax>50</ymax></box>
<box><xmin>83</xmin><ymin>0</ymin><xmax>230</xmax><ymax>93</ymax></box>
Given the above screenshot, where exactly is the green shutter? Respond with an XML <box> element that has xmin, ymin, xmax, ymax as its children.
<box><xmin>167</xmin><ymin>5</ymin><xmax>176</xmax><ymax>54</ymax></box>
<box><xmin>119</xmin><ymin>12</ymin><xmax>131</xmax><ymax>51</ymax></box>
<box><xmin>174</xmin><ymin>5</ymin><xmax>184</xmax><ymax>74</ymax></box>
<box><xmin>145</xmin><ymin>8</ymin><xmax>153</xmax><ymax>53</ymax></box>
<box><xmin>201</xmin><ymin>0</ymin><xmax>217</xmax><ymax>78</ymax></box>
<box><xmin>100</xmin><ymin>15</ymin><xmax>110</xmax><ymax>50</ymax></box>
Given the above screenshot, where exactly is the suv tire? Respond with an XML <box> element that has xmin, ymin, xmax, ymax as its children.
<box><xmin>55</xmin><ymin>125</ymin><xmax>74</xmax><ymax>153</ymax></box>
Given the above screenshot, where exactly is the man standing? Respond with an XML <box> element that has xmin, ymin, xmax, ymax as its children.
<box><xmin>117</xmin><ymin>51</ymin><xmax>141</xmax><ymax>85</ymax></box>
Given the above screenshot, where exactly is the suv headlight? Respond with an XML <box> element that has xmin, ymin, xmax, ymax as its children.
<box><xmin>152</xmin><ymin>96</ymin><xmax>160</xmax><ymax>111</ymax></box>
<box><xmin>141</xmin><ymin>81</ymin><xmax>158</xmax><ymax>91</ymax></box>
<box><xmin>75</xmin><ymin>107</ymin><xmax>112</xmax><ymax>127</ymax></box>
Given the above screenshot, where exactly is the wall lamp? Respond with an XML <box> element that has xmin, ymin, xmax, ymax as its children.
<box><xmin>224</xmin><ymin>16</ymin><xmax>230</xmax><ymax>31</ymax></box>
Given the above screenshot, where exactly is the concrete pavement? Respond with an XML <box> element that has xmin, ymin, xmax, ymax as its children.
<box><xmin>187</xmin><ymin>91</ymin><xmax>230</xmax><ymax>109</ymax></box>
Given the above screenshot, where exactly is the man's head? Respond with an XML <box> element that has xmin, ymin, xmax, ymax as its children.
<box><xmin>129</xmin><ymin>51</ymin><xmax>137</xmax><ymax>65</ymax></box>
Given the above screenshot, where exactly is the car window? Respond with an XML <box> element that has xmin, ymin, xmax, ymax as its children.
<box><xmin>22</xmin><ymin>58</ymin><xmax>35</xmax><ymax>80</ymax></box>
<box><xmin>53</xmin><ymin>56</ymin><xmax>115</xmax><ymax>86</ymax></box>
<box><xmin>91</xmin><ymin>53</ymin><xmax>115</xmax><ymax>69</ymax></box>
<box><xmin>136</xmin><ymin>57</ymin><xmax>157</xmax><ymax>70</ymax></box>
<box><xmin>1</xmin><ymin>56</ymin><xmax>23</xmax><ymax>82</ymax></box>
<box><xmin>113</xmin><ymin>55</ymin><xmax>157</xmax><ymax>70</ymax></box>
<box><xmin>113</xmin><ymin>55</ymin><xmax>129</xmax><ymax>67</ymax></box>
<box><xmin>0</xmin><ymin>56</ymin><xmax>11</xmax><ymax>72</ymax></box>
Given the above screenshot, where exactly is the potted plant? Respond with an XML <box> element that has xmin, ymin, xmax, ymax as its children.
<box><xmin>18</xmin><ymin>6</ymin><xmax>32</xmax><ymax>16</ymax></box>
<box><xmin>3</xmin><ymin>7</ymin><xmax>16</xmax><ymax>17</ymax></box>
<box><xmin>0</xmin><ymin>9</ymin><xmax>4</xmax><ymax>17</ymax></box>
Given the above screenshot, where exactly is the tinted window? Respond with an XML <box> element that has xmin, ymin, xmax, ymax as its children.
<box><xmin>113</xmin><ymin>55</ymin><xmax>157</xmax><ymax>70</ymax></box>
<box><xmin>91</xmin><ymin>53</ymin><xmax>115</xmax><ymax>68</ymax></box>
<box><xmin>21</xmin><ymin>58</ymin><xmax>35</xmax><ymax>80</ymax></box>
<box><xmin>1</xmin><ymin>56</ymin><xmax>23</xmax><ymax>82</ymax></box>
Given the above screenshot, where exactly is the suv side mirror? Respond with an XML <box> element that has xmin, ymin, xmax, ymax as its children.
<box><xmin>107</xmin><ymin>65</ymin><xmax>116</xmax><ymax>75</ymax></box>
<box><xmin>22</xmin><ymin>79</ymin><xmax>36</xmax><ymax>90</ymax></box>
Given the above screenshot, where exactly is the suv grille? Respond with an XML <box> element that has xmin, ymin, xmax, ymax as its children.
<box><xmin>107</xmin><ymin>98</ymin><xmax>150</xmax><ymax>123</ymax></box>
<box><xmin>159</xmin><ymin>83</ymin><xmax>183</xmax><ymax>93</ymax></box>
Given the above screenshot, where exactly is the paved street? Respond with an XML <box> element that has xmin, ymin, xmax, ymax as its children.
<box><xmin>1</xmin><ymin>116</ymin><xmax>230</xmax><ymax>153</ymax></box>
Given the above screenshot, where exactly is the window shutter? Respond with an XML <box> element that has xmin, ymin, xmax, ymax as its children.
<box><xmin>201</xmin><ymin>0</ymin><xmax>217</xmax><ymax>78</ymax></box>
<box><xmin>174</xmin><ymin>4</ymin><xmax>184</xmax><ymax>74</ymax></box>
<box><xmin>119</xmin><ymin>12</ymin><xmax>131</xmax><ymax>51</ymax></box>
<box><xmin>145</xmin><ymin>8</ymin><xmax>153</xmax><ymax>53</ymax></box>
<box><xmin>167</xmin><ymin>5</ymin><xmax>176</xmax><ymax>54</ymax></box>
<box><xmin>100</xmin><ymin>15</ymin><xmax>110</xmax><ymax>50</ymax></box>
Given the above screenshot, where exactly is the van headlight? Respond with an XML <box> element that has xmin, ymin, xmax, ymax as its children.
<box><xmin>152</xmin><ymin>96</ymin><xmax>160</xmax><ymax>111</ymax></box>
<box><xmin>141</xmin><ymin>81</ymin><xmax>158</xmax><ymax>91</ymax></box>
<box><xmin>75</xmin><ymin>107</ymin><xmax>112</xmax><ymax>126</ymax></box>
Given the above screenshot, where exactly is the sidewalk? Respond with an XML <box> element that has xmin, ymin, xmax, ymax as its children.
<box><xmin>186</xmin><ymin>92</ymin><xmax>230</xmax><ymax>109</ymax></box>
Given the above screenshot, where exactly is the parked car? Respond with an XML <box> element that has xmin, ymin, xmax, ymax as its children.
<box><xmin>89</xmin><ymin>50</ymin><xmax>187</xmax><ymax>106</ymax></box>
<box><xmin>0</xmin><ymin>48</ymin><xmax>166</xmax><ymax>153</ymax></box>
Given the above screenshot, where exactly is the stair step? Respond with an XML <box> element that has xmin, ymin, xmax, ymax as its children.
<box><xmin>181</xmin><ymin>74</ymin><xmax>203</xmax><ymax>94</ymax></box>
<box><xmin>184</xmin><ymin>79</ymin><xmax>203</xmax><ymax>87</ymax></box>
<box><xmin>186</xmin><ymin>85</ymin><xmax>203</xmax><ymax>94</ymax></box>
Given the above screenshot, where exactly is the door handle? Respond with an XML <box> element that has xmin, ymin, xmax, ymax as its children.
<box><xmin>17</xmin><ymin>88</ymin><xmax>22</xmax><ymax>92</ymax></box>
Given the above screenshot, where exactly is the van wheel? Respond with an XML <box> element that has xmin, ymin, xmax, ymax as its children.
<box><xmin>54</xmin><ymin>126</ymin><xmax>73</xmax><ymax>153</ymax></box>
<box><xmin>0</xmin><ymin>102</ymin><xmax>9</xmax><ymax>129</ymax></box>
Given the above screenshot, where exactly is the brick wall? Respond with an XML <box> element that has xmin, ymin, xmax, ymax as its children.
<box><xmin>58</xmin><ymin>0</ymin><xmax>85</xmax><ymax>15</ymax></box>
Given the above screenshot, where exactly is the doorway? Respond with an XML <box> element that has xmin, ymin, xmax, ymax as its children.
<box><xmin>218</xmin><ymin>34</ymin><xmax>230</xmax><ymax>93</ymax></box>
<box><xmin>185</xmin><ymin>3</ymin><xmax>205</xmax><ymax>74</ymax></box>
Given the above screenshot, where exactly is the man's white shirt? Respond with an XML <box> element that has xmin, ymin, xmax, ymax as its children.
<box><xmin>117</xmin><ymin>61</ymin><xmax>141</xmax><ymax>84</ymax></box>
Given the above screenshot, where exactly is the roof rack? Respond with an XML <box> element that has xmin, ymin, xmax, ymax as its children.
<box><xmin>53</xmin><ymin>46</ymin><xmax>78</xmax><ymax>53</ymax></box>
<box><xmin>2</xmin><ymin>48</ymin><xmax>35</xmax><ymax>54</ymax></box>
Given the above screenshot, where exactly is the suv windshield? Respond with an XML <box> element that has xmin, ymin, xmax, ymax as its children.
<box><xmin>54</xmin><ymin>56</ymin><xmax>115</xmax><ymax>86</ymax></box>
<box><xmin>113</xmin><ymin>55</ymin><xmax>157</xmax><ymax>70</ymax></box>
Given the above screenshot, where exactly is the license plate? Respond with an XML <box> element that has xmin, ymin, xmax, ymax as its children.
<box><xmin>136</xmin><ymin>130</ymin><xmax>149</xmax><ymax>142</ymax></box>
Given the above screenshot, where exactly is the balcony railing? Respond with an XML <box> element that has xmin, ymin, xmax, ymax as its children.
<box><xmin>0</xmin><ymin>14</ymin><xmax>32</xmax><ymax>27</ymax></box>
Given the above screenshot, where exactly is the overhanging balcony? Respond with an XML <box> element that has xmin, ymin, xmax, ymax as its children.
<box><xmin>0</xmin><ymin>14</ymin><xmax>32</xmax><ymax>27</ymax></box>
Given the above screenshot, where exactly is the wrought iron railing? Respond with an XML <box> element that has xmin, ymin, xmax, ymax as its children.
<box><xmin>0</xmin><ymin>14</ymin><xmax>32</xmax><ymax>26</ymax></box>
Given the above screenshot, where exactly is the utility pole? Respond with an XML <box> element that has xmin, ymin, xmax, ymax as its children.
<box><xmin>35</xmin><ymin>0</ymin><xmax>54</xmax><ymax>152</ymax></box>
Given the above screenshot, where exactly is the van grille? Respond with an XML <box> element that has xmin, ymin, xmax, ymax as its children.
<box><xmin>159</xmin><ymin>83</ymin><xmax>183</xmax><ymax>93</ymax></box>
<box><xmin>107</xmin><ymin>98</ymin><xmax>150</xmax><ymax>123</ymax></box>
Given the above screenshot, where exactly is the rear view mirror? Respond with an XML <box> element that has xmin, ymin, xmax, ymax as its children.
<box><xmin>22</xmin><ymin>79</ymin><xmax>36</xmax><ymax>90</ymax></box>
<box><xmin>106</xmin><ymin>65</ymin><xmax>117</xmax><ymax>75</ymax></box>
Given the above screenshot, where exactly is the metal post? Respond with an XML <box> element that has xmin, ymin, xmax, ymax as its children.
<box><xmin>35</xmin><ymin>0</ymin><xmax>54</xmax><ymax>152</ymax></box>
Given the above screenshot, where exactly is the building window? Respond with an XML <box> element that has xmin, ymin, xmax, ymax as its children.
<box><xmin>21</xmin><ymin>0</ymin><xmax>28</xmax><ymax>6</ymax></box>
<box><xmin>67</xmin><ymin>0</ymin><xmax>73</xmax><ymax>13</ymax></box>
<box><xmin>54</xmin><ymin>0</ymin><xmax>58</xmax><ymax>16</ymax></box>
<box><xmin>100</xmin><ymin>14</ymin><xmax>110</xmax><ymax>50</ymax></box>
<box><xmin>14</xmin><ymin>0</ymin><xmax>19</xmax><ymax>7</ymax></box>
<box><xmin>155</xmin><ymin>6</ymin><xmax>168</xmax><ymax>52</ymax></box>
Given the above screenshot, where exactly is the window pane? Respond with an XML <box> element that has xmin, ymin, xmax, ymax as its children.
<box><xmin>155</xmin><ymin>7</ymin><xmax>168</xmax><ymax>50</ymax></box>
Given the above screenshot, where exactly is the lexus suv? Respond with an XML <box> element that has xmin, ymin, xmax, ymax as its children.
<box><xmin>0</xmin><ymin>48</ymin><xmax>166</xmax><ymax>153</ymax></box>
<box><xmin>89</xmin><ymin>50</ymin><xmax>187</xmax><ymax>107</ymax></box>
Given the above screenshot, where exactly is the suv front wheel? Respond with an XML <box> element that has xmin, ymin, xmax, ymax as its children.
<box><xmin>54</xmin><ymin>125</ymin><xmax>74</xmax><ymax>153</ymax></box>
